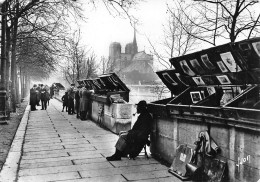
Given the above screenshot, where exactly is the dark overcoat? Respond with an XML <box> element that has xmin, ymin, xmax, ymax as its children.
<box><xmin>30</xmin><ymin>88</ymin><xmax>37</xmax><ymax>106</ymax></box>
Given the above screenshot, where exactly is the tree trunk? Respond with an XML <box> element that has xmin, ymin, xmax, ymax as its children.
<box><xmin>6</xmin><ymin>27</ymin><xmax>12</xmax><ymax>112</ymax></box>
<box><xmin>11</xmin><ymin>16</ymin><xmax>19</xmax><ymax>109</ymax></box>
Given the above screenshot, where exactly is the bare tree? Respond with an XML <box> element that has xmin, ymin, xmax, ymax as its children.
<box><xmin>148</xmin><ymin>1</ymin><xmax>199</xmax><ymax>70</ymax></box>
<box><xmin>173</xmin><ymin>0</ymin><xmax>260</xmax><ymax>45</ymax></box>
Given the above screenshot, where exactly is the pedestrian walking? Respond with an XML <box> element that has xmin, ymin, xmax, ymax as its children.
<box><xmin>61</xmin><ymin>92</ymin><xmax>68</xmax><ymax>112</ymax></box>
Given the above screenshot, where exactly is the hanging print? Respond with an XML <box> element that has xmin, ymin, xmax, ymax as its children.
<box><xmin>220</xmin><ymin>52</ymin><xmax>242</xmax><ymax>72</ymax></box>
<box><xmin>179</xmin><ymin>60</ymin><xmax>196</xmax><ymax>76</ymax></box>
<box><xmin>216</xmin><ymin>61</ymin><xmax>229</xmax><ymax>73</ymax></box>
<box><xmin>190</xmin><ymin>59</ymin><xmax>205</xmax><ymax>74</ymax></box>
<box><xmin>201</xmin><ymin>54</ymin><xmax>215</xmax><ymax>70</ymax></box>
<box><xmin>162</xmin><ymin>73</ymin><xmax>178</xmax><ymax>86</ymax></box>
<box><xmin>192</xmin><ymin>76</ymin><xmax>205</xmax><ymax>85</ymax></box>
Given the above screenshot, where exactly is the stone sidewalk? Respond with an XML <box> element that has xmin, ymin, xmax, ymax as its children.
<box><xmin>0</xmin><ymin>99</ymin><xmax>182</xmax><ymax>182</ymax></box>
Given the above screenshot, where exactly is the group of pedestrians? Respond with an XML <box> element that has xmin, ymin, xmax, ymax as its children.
<box><xmin>30</xmin><ymin>84</ymin><xmax>50</xmax><ymax>111</ymax></box>
<box><xmin>62</xmin><ymin>83</ymin><xmax>92</xmax><ymax>120</ymax></box>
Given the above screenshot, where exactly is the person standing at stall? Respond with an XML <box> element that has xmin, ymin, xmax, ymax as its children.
<box><xmin>30</xmin><ymin>84</ymin><xmax>38</xmax><ymax>111</ymax></box>
<box><xmin>61</xmin><ymin>92</ymin><xmax>68</xmax><ymax>112</ymax></box>
<box><xmin>75</xmin><ymin>86</ymin><xmax>81</xmax><ymax>118</ymax></box>
<box><xmin>36</xmin><ymin>84</ymin><xmax>41</xmax><ymax>106</ymax></box>
<box><xmin>67</xmin><ymin>83</ymin><xmax>75</xmax><ymax>115</ymax></box>
<box><xmin>40</xmin><ymin>84</ymin><xmax>48</xmax><ymax>110</ymax></box>
<box><xmin>80</xmin><ymin>85</ymin><xmax>92</xmax><ymax>120</ymax></box>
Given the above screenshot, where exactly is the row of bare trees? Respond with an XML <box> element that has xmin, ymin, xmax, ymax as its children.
<box><xmin>149</xmin><ymin>0</ymin><xmax>260</xmax><ymax>70</ymax></box>
<box><xmin>0</xmin><ymin>0</ymin><xmax>141</xmax><ymax>115</ymax></box>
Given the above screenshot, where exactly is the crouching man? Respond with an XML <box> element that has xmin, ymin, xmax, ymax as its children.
<box><xmin>106</xmin><ymin>100</ymin><xmax>152</xmax><ymax>161</ymax></box>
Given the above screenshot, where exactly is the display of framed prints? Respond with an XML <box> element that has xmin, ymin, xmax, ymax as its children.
<box><xmin>201</xmin><ymin>54</ymin><xmax>215</xmax><ymax>70</ymax></box>
<box><xmin>252</xmin><ymin>42</ymin><xmax>260</xmax><ymax>57</ymax></box>
<box><xmin>192</xmin><ymin>76</ymin><xmax>205</xmax><ymax>85</ymax></box>
<box><xmin>216</xmin><ymin>61</ymin><xmax>228</xmax><ymax>73</ymax></box>
<box><xmin>190</xmin><ymin>59</ymin><xmax>205</xmax><ymax>74</ymax></box>
<box><xmin>216</xmin><ymin>75</ymin><xmax>232</xmax><ymax>84</ymax></box>
<box><xmin>190</xmin><ymin>91</ymin><xmax>202</xmax><ymax>103</ymax></box>
<box><xmin>220</xmin><ymin>52</ymin><xmax>241</xmax><ymax>72</ymax></box>
<box><xmin>162</xmin><ymin>73</ymin><xmax>178</xmax><ymax>85</ymax></box>
<box><xmin>179</xmin><ymin>60</ymin><xmax>196</xmax><ymax>76</ymax></box>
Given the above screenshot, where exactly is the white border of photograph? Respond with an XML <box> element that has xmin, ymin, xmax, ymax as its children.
<box><xmin>192</xmin><ymin>76</ymin><xmax>205</xmax><ymax>85</ymax></box>
<box><xmin>252</xmin><ymin>42</ymin><xmax>260</xmax><ymax>57</ymax></box>
<box><xmin>216</xmin><ymin>61</ymin><xmax>228</xmax><ymax>73</ymax></box>
<box><xmin>220</xmin><ymin>52</ymin><xmax>241</xmax><ymax>72</ymax></box>
<box><xmin>190</xmin><ymin>91</ymin><xmax>202</xmax><ymax>103</ymax></box>
<box><xmin>162</xmin><ymin>73</ymin><xmax>178</xmax><ymax>86</ymax></box>
<box><xmin>216</xmin><ymin>75</ymin><xmax>232</xmax><ymax>84</ymax></box>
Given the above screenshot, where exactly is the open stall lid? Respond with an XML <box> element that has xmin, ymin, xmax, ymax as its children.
<box><xmin>99</xmin><ymin>73</ymin><xmax>130</xmax><ymax>92</ymax></box>
<box><xmin>168</xmin><ymin>37</ymin><xmax>260</xmax><ymax>87</ymax></box>
<box><xmin>156</xmin><ymin>69</ymin><xmax>188</xmax><ymax>96</ymax></box>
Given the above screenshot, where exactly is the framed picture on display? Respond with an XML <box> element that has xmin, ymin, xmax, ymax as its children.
<box><xmin>190</xmin><ymin>91</ymin><xmax>202</xmax><ymax>103</ymax></box>
<box><xmin>179</xmin><ymin>60</ymin><xmax>196</xmax><ymax>76</ymax></box>
<box><xmin>207</xmin><ymin>87</ymin><xmax>216</xmax><ymax>95</ymax></box>
<box><xmin>192</xmin><ymin>76</ymin><xmax>205</xmax><ymax>85</ymax></box>
<box><xmin>216</xmin><ymin>75</ymin><xmax>232</xmax><ymax>84</ymax></box>
<box><xmin>201</xmin><ymin>54</ymin><xmax>215</xmax><ymax>70</ymax></box>
<box><xmin>220</xmin><ymin>52</ymin><xmax>242</xmax><ymax>72</ymax></box>
<box><xmin>162</xmin><ymin>73</ymin><xmax>178</xmax><ymax>86</ymax></box>
<box><xmin>216</xmin><ymin>61</ymin><xmax>228</xmax><ymax>73</ymax></box>
<box><xmin>190</xmin><ymin>59</ymin><xmax>205</xmax><ymax>74</ymax></box>
<box><xmin>252</xmin><ymin>42</ymin><xmax>260</xmax><ymax>57</ymax></box>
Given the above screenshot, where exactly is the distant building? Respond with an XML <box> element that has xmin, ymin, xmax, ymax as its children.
<box><xmin>108</xmin><ymin>29</ymin><xmax>158</xmax><ymax>85</ymax></box>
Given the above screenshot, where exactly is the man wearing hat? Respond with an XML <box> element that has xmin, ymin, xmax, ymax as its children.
<box><xmin>30</xmin><ymin>84</ymin><xmax>38</xmax><ymax>111</ymax></box>
<box><xmin>106</xmin><ymin>100</ymin><xmax>152</xmax><ymax>161</ymax></box>
<box><xmin>67</xmin><ymin>83</ymin><xmax>76</xmax><ymax>115</ymax></box>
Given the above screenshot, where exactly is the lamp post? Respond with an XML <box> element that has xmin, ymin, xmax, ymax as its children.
<box><xmin>0</xmin><ymin>0</ymin><xmax>7</xmax><ymax>123</ymax></box>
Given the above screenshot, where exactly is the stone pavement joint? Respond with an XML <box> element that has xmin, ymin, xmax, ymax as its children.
<box><xmin>0</xmin><ymin>99</ymin><xmax>183</xmax><ymax>182</ymax></box>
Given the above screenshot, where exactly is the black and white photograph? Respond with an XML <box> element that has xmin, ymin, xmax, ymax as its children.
<box><xmin>190</xmin><ymin>59</ymin><xmax>205</xmax><ymax>74</ymax></box>
<box><xmin>201</xmin><ymin>54</ymin><xmax>215</xmax><ymax>70</ymax></box>
<box><xmin>216</xmin><ymin>75</ymin><xmax>232</xmax><ymax>84</ymax></box>
<box><xmin>192</xmin><ymin>76</ymin><xmax>206</xmax><ymax>85</ymax></box>
<box><xmin>217</xmin><ymin>61</ymin><xmax>229</xmax><ymax>73</ymax></box>
<box><xmin>0</xmin><ymin>1</ymin><xmax>259</xmax><ymax>182</ymax></box>
<box><xmin>162</xmin><ymin>73</ymin><xmax>178</xmax><ymax>86</ymax></box>
<box><xmin>220</xmin><ymin>52</ymin><xmax>242</xmax><ymax>72</ymax></box>
<box><xmin>190</xmin><ymin>91</ymin><xmax>202</xmax><ymax>103</ymax></box>
<box><xmin>179</xmin><ymin>60</ymin><xmax>196</xmax><ymax>76</ymax></box>
<box><xmin>252</xmin><ymin>41</ymin><xmax>260</xmax><ymax>57</ymax></box>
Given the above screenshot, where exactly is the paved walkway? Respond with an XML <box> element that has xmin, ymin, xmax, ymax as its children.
<box><xmin>0</xmin><ymin>99</ymin><xmax>182</xmax><ymax>182</ymax></box>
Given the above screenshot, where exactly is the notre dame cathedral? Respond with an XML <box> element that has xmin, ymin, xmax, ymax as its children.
<box><xmin>108</xmin><ymin>29</ymin><xmax>158</xmax><ymax>85</ymax></box>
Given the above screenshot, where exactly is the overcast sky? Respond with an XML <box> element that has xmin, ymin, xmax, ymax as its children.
<box><xmin>78</xmin><ymin>0</ymin><xmax>168</xmax><ymax>58</ymax></box>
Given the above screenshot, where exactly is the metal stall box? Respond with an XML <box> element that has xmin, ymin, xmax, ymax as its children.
<box><xmin>148</xmin><ymin>37</ymin><xmax>260</xmax><ymax>182</ymax></box>
<box><xmin>83</xmin><ymin>73</ymin><xmax>132</xmax><ymax>134</ymax></box>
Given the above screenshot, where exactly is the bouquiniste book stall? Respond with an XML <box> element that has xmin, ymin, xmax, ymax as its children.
<box><xmin>78</xmin><ymin>73</ymin><xmax>132</xmax><ymax>134</ymax></box>
<box><xmin>148</xmin><ymin>38</ymin><xmax>260</xmax><ymax>182</ymax></box>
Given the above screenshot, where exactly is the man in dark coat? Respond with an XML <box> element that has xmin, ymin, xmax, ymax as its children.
<box><xmin>75</xmin><ymin>86</ymin><xmax>81</xmax><ymax>118</ymax></box>
<box><xmin>106</xmin><ymin>100</ymin><xmax>152</xmax><ymax>161</ymax></box>
<box><xmin>40</xmin><ymin>84</ymin><xmax>48</xmax><ymax>110</ymax></box>
<box><xmin>30</xmin><ymin>84</ymin><xmax>38</xmax><ymax>111</ymax></box>
<box><xmin>67</xmin><ymin>83</ymin><xmax>75</xmax><ymax>115</ymax></box>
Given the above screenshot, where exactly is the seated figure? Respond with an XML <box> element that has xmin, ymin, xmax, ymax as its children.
<box><xmin>106</xmin><ymin>100</ymin><xmax>152</xmax><ymax>161</ymax></box>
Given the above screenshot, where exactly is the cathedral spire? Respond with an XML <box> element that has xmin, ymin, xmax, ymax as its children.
<box><xmin>133</xmin><ymin>23</ymin><xmax>138</xmax><ymax>54</ymax></box>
